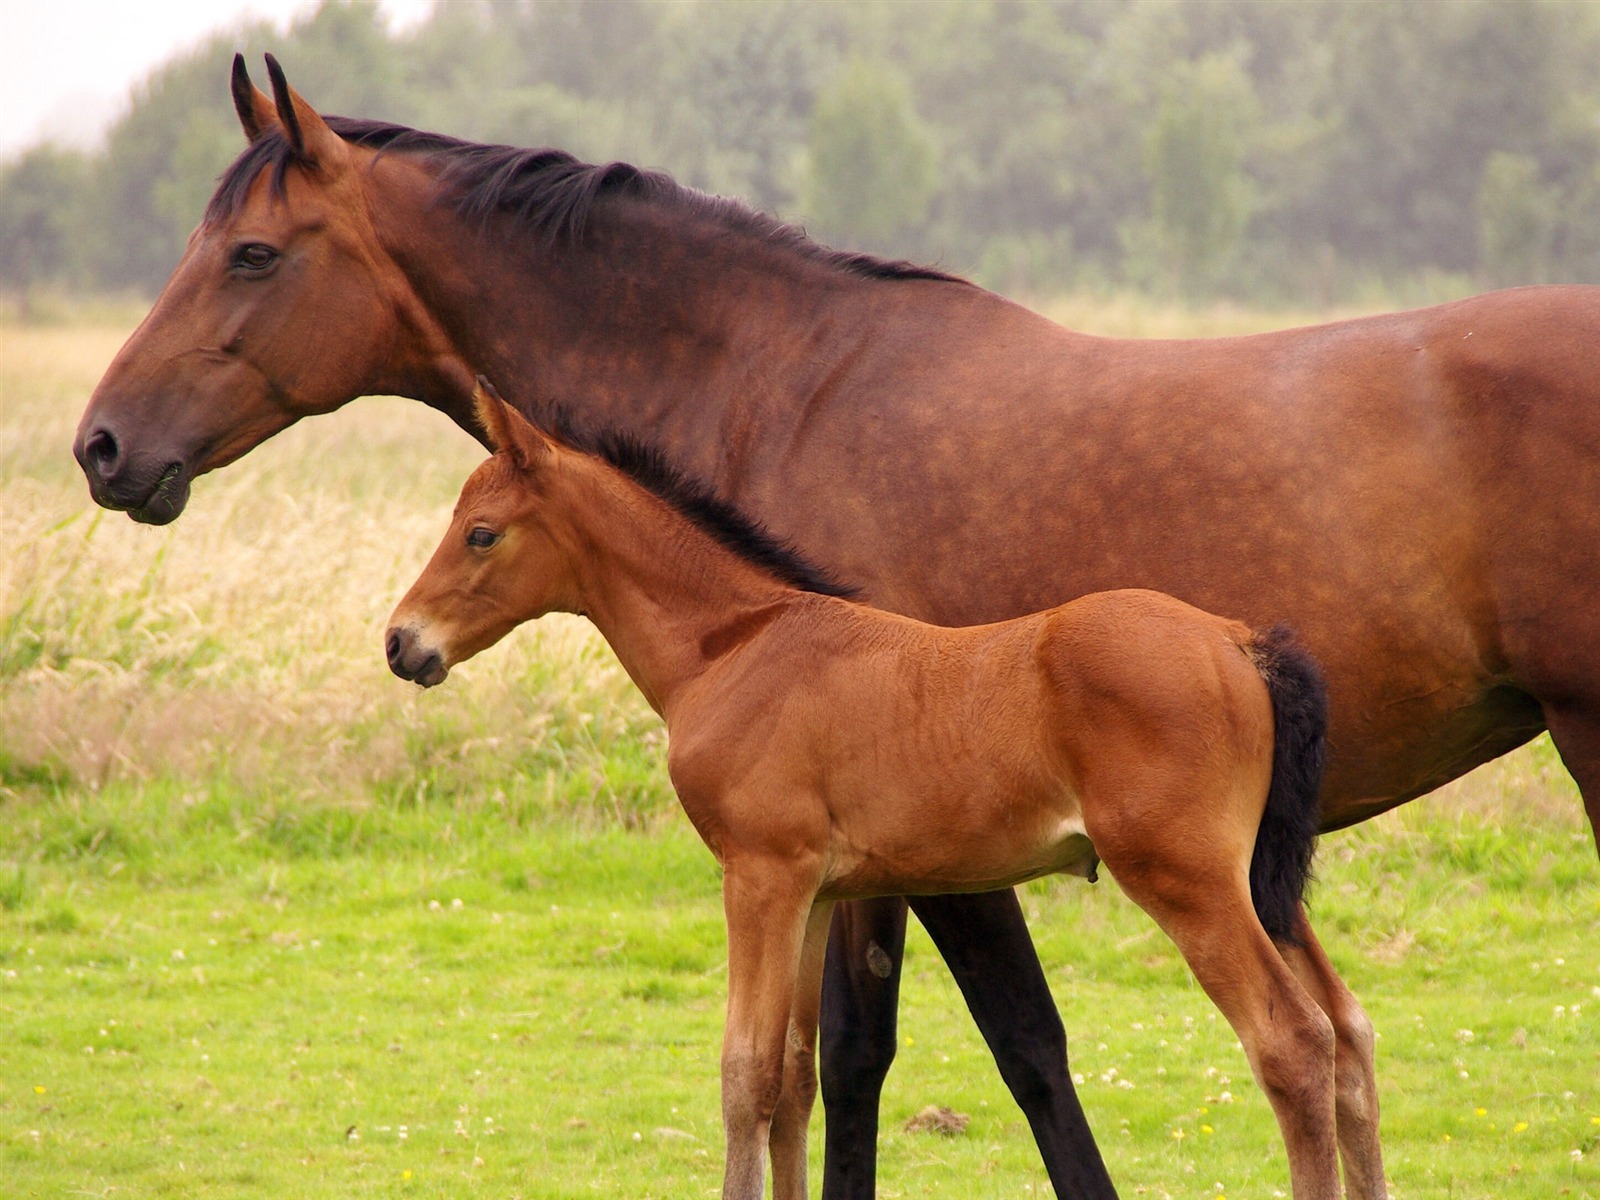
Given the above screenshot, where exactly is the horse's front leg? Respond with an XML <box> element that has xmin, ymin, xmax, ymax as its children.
<box><xmin>769</xmin><ymin>900</ymin><xmax>837</xmax><ymax>1200</ymax></box>
<box><xmin>820</xmin><ymin>895</ymin><xmax>910</xmax><ymax>1200</ymax></box>
<box><xmin>911</xmin><ymin>890</ymin><xmax>1118</xmax><ymax>1198</ymax></box>
<box><xmin>720</xmin><ymin>860</ymin><xmax>823</xmax><ymax>1200</ymax></box>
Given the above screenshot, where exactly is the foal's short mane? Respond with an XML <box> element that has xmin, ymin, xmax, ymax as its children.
<box><xmin>208</xmin><ymin>117</ymin><xmax>966</xmax><ymax>285</ymax></box>
<box><xmin>549</xmin><ymin>412</ymin><xmax>858</xmax><ymax>601</ymax></box>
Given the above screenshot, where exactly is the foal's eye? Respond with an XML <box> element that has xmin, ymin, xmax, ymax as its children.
<box><xmin>466</xmin><ymin>527</ymin><xmax>500</xmax><ymax>549</ymax></box>
<box><xmin>231</xmin><ymin>243</ymin><xmax>279</xmax><ymax>274</ymax></box>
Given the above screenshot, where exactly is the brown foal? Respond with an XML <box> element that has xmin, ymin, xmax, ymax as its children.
<box><xmin>386</xmin><ymin>382</ymin><xmax>1369</xmax><ymax>1200</ymax></box>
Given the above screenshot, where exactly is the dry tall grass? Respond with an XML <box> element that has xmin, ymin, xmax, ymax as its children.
<box><xmin>0</xmin><ymin>311</ymin><xmax>1585</xmax><ymax>833</ymax></box>
<box><xmin>0</xmin><ymin>321</ymin><xmax>663</xmax><ymax>818</ymax></box>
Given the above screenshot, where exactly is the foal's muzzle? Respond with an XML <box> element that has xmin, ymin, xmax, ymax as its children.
<box><xmin>386</xmin><ymin>625</ymin><xmax>450</xmax><ymax>688</ymax></box>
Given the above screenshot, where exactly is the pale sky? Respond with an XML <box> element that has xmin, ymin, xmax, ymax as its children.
<box><xmin>0</xmin><ymin>0</ymin><xmax>433</xmax><ymax>159</ymax></box>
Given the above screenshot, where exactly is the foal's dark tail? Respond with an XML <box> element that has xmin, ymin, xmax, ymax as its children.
<box><xmin>1246</xmin><ymin>625</ymin><xmax>1327</xmax><ymax>945</ymax></box>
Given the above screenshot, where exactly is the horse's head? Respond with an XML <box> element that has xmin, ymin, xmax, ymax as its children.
<box><xmin>75</xmin><ymin>55</ymin><xmax>459</xmax><ymax>524</ymax></box>
<box><xmin>387</xmin><ymin>380</ymin><xmax>573</xmax><ymax>687</ymax></box>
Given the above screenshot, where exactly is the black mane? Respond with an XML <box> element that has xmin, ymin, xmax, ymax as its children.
<box><xmin>208</xmin><ymin>116</ymin><xmax>965</xmax><ymax>284</ymax></box>
<box><xmin>547</xmin><ymin>413</ymin><xmax>857</xmax><ymax>600</ymax></box>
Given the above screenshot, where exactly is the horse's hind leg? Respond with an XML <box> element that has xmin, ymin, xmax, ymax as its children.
<box><xmin>819</xmin><ymin>895</ymin><xmax>909</xmax><ymax>1200</ymax></box>
<box><xmin>1540</xmin><ymin>701</ymin><xmax>1600</xmax><ymax>854</ymax></box>
<box><xmin>911</xmin><ymin>890</ymin><xmax>1117</xmax><ymax>1198</ymax></box>
<box><xmin>1280</xmin><ymin>908</ymin><xmax>1386</xmax><ymax>1200</ymax></box>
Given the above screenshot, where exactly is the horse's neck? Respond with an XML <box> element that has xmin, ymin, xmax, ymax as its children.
<box><xmin>377</xmin><ymin>170</ymin><xmax>904</xmax><ymax>479</ymax></box>
<box><xmin>552</xmin><ymin>458</ymin><xmax>797</xmax><ymax>717</ymax></box>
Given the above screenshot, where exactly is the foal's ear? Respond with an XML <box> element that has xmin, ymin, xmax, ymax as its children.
<box><xmin>263</xmin><ymin>54</ymin><xmax>348</xmax><ymax>170</ymax></box>
<box><xmin>231</xmin><ymin>54</ymin><xmax>278</xmax><ymax>144</ymax></box>
<box><xmin>473</xmin><ymin>378</ymin><xmax>552</xmax><ymax>473</ymax></box>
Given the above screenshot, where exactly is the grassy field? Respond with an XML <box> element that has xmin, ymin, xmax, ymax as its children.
<box><xmin>1</xmin><ymin>307</ymin><xmax>1598</xmax><ymax>1199</ymax></box>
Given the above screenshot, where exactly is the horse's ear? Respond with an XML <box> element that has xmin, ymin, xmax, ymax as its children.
<box><xmin>263</xmin><ymin>53</ymin><xmax>347</xmax><ymax>169</ymax></box>
<box><xmin>473</xmin><ymin>377</ymin><xmax>552</xmax><ymax>473</ymax></box>
<box><xmin>231</xmin><ymin>53</ymin><xmax>278</xmax><ymax>143</ymax></box>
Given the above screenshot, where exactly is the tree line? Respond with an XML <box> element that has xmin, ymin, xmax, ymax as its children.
<box><xmin>4</xmin><ymin>0</ymin><xmax>1599</xmax><ymax>306</ymax></box>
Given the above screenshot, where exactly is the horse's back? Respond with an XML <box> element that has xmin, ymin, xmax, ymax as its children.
<box><xmin>761</xmin><ymin>286</ymin><xmax>1600</xmax><ymax>820</ymax></box>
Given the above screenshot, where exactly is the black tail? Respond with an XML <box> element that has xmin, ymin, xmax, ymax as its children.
<box><xmin>1246</xmin><ymin>625</ymin><xmax>1327</xmax><ymax>945</ymax></box>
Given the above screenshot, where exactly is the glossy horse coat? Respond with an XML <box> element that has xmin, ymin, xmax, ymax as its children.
<box><xmin>386</xmin><ymin>381</ymin><xmax>1353</xmax><ymax>1200</ymax></box>
<box><xmin>75</xmin><ymin>56</ymin><xmax>1599</xmax><ymax>1197</ymax></box>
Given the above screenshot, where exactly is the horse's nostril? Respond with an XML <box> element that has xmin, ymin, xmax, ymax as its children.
<box><xmin>386</xmin><ymin>630</ymin><xmax>404</xmax><ymax>668</ymax></box>
<box><xmin>84</xmin><ymin>429</ymin><xmax>121</xmax><ymax>478</ymax></box>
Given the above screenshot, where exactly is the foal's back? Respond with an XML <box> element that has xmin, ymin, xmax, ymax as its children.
<box><xmin>667</xmin><ymin>587</ymin><xmax>1274</xmax><ymax>902</ymax></box>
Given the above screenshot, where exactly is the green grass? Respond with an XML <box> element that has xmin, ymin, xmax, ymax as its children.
<box><xmin>2</xmin><ymin>313</ymin><xmax>1599</xmax><ymax>1197</ymax></box>
<box><xmin>0</xmin><ymin>780</ymin><xmax>1595</xmax><ymax>1198</ymax></box>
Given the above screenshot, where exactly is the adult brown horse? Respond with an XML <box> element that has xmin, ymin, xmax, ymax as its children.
<box><xmin>75</xmin><ymin>54</ymin><xmax>1599</xmax><ymax>1196</ymax></box>
<box><xmin>385</xmin><ymin>377</ymin><xmax>1343</xmax><ymax>1200</ymax></box>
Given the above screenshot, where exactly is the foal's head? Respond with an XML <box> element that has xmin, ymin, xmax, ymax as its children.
<box><xmin>386</xmin><ymin>380</ymin><xmax>574</xmax><ymax>687</ymax></box>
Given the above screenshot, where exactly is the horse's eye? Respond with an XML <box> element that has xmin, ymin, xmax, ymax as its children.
<box><xmin>232</xmin><ymin>243</ymin><xmax>279</xmax><ymax>274</ymax></box>
<box><xmin>466</xmin><ymin>527</ymin><xmax>500</xmax><ymax>550</ymax></box>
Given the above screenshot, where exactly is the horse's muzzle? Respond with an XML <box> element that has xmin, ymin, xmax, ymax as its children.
<box><xmin>73</xmin><ymin>423</ymin><xmax>192</xmax><ymax>525</ymax></box>
<box><xmin>386</xmin><ymin>625</ymin><xmax>450</xmax><ymax>688</ymax></box>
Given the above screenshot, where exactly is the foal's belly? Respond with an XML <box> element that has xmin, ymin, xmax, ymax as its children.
<box><xmin>818</xmin><ymin>798</ymin><xmax>1100</xmax><ymax>901</ymax></box>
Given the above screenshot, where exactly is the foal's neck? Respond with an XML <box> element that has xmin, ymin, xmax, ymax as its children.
<box><xmin>551</xmin><ymin>455</ymin><xmax>801</xmax><ymax>718</ymax></box>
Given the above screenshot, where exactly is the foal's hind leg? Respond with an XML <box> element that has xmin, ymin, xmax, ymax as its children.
<box><xmin>1096</xmin><ymin>831</ymin><xmax>1339</xmax><ymax>1199</ymax></box>
<box><xmin>1280</xmin><ymin>908</ymin><xmax>1386</xmax><ymax>1200</ymax></box>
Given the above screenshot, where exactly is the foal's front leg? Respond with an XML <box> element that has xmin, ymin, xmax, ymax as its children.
<box><xmin>720</xmin><ymin>861</ymin><xmax>824</xmax><ymax>1200</ymax></box>
<box><xmin>769</xmin><ymin>900</ymin><xmax>838</xmax><ymax>1199</ymax></box>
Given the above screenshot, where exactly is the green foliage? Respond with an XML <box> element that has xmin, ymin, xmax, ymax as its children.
<box><xmin>6</xmin><ymin>0</ymin><xmax>1600</xmax><ymax>301</ymax></box>
<box><xmin>1478</xmin><ymin>152</ymin><xmax>1557</xmax><ymax>288</ymax></box>
<box><xmin>802</xmin><ymin>57</ymin><xmax>938</xmax><ymax>251</ymax></box>
<box><xmin>656</xmin><ymin>0</ymin><xmax>834</xmax><ymax>212</ymax></box>
<box><xmin>0</xmin><ymin>147</ymin><xmax>91</xmax><ymax>301</ymax></box>
<box><xmin>1127</xmin><ymin>51</ymin><xmax>1258</xmax><ymax>298</ymax></box>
